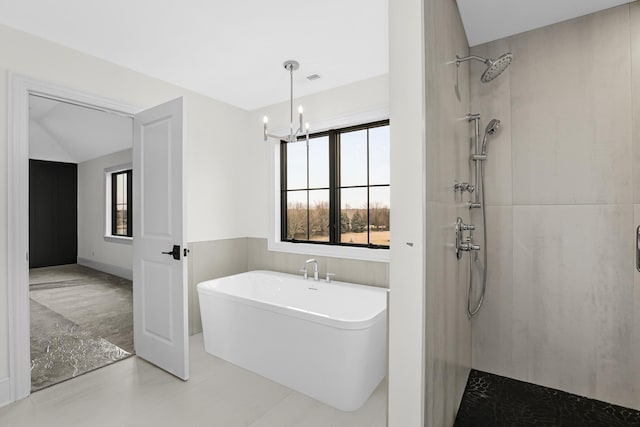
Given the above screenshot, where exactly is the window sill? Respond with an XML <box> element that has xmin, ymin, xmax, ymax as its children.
<box><xmin>267</xmin><ymin>239</ymin><xmax>389</xmax><ymax>263</ymax></box>
<box><xmin>104</xmin><ymin>235</ymin><xmax>133</xmax><ymax>244</ymax></box>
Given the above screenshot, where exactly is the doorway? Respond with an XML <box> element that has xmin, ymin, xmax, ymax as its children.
<box><xmin>27</xmin><ymin>94</ymin><xmax>135</xmax><ymax>391</ymax></box>
<box><xmin>9</xmin><ymin>75</ymin><xmax>189</xmax><ymax>402</ymax></box>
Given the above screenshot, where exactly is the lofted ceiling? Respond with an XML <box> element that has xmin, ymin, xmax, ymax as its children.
<box><xmin>29</xmin><ymin>95</ymin><xmax>132</xmax><ymax>164</ymax></box>
<box><xmin>0</xmin><ymin>0</ymin><xmax>388</xmax><ymax>111</ymax></box>
<box><xmin>457</xmin><ymin>0</ymin><xmax>635</xmax><ymax>47</ymax></box>
<box><xmin>3</xmin><ymin>1</ymin><xmax>629</xmax><ymax>111</ymax></box>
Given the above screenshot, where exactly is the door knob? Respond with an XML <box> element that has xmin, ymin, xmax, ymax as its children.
<box><xmin>162</xmin><ymin>245</ymin><xmax>181</xmax><ymax>260</ymax></box>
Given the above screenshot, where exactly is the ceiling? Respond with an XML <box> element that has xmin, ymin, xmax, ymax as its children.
<box><xmin>457</xmin><ymin>0</ymin><xmax>634</xmax><ymax>47</ymax></box>
<box><xmin>0</xmin><ymin>0</ymin><xmax>388</xmax><ymax>111</ymax></box>
<box><xmin>2</xmin><ymin>1</ymin><xmax>630</xmax><ymax>110</ymax></box>
<box><xmin>29</xmin><ymin>95</ymin><xmax>132</xmax><ymax>164</ymax></box>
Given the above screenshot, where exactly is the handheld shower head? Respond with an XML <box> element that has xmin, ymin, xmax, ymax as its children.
<box><xmin>485</xmin><ymin>119</ymin><xmax>501</xmax><ymax>135</ymax></box>
<box><xmin>481</xmin><ymin>119</ymin><xmax>501</xmax><ymax>154</ymax></box>
<box><xmin>455</xmin><ymin>52</ymin><xmax>513</xmax><ymax>83</ymax></box>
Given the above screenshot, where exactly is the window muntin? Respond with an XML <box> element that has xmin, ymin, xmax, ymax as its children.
<box><xmin>111</xmin><ymin>169</ymin><xmax>132</xmax><ymax>237</ymax></box>
<box><xmin>281</xmin><ymin>120</ymin><xmax>390</xmax><ymax>248</ymax></box>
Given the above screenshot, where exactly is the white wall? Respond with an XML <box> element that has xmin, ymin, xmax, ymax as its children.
<box><xmin>388</xmin><ymin>0</ymin><xmax>426</xmax><ymax>425</ymax></box>
<box><xmin>0</xmin><ymin>23</ymin><xmax>250</xmax><ymax>385</ymax></box>
<box><xmin>77</xmin><ymin>149</ymin><xmax>133</xmax><ymax>278</ymax></box>
<box><xmin>470</xmin><ymin>3</ymin><xmax>640</xmax><ymax>409</ymax></box>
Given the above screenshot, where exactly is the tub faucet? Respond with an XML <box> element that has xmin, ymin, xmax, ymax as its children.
<box><xmin>302</xmin><ymin>259</ymin><xmax>319</xmax><ymax>281</ymax></box>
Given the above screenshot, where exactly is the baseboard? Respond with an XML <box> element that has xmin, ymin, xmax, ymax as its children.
<box><xmin>77</xmin><ymin>257</ymin><xmax>133</xmax><ymax>280</ymax></box>
<box><xmin>0</xmin><ymin>377</ymin><xmax>11</xmax><ymax>408</ymax></box>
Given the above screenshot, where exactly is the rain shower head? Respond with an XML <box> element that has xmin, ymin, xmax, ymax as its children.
<box><xmin>456</xmin><ymin>52</ymin><xmax>513</xmax><ymax>83</ymax></box>
<box><xmin>481</xmin><ymin>53</ymin><xmax>513</xmax><ymax>83</ymax></box>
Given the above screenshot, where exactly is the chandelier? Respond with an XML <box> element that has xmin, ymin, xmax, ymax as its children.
<box><xmin>263</xmin><ymin>60</ymin><xmax>309</xmax><ymax>143</ymax></box>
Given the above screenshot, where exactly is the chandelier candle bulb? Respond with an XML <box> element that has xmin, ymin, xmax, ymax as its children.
<box><xmin>263</xmin><ymin>116</ymin><xmax>269</xmax><ymax>142</ymax></box>
<box><xmin>298</xmin><ymin>105</ymin><xmax>304</xmax><ymax>132</ymax></box>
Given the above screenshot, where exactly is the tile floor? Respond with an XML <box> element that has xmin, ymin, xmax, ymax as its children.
<box><xmin>0</xmin><ymin>334</ymin><xmax>387</xmax><ymax>427</ymax></box>
<box><xmin>455</xmin><ymin>370</ymin><xmax>640</xmax><ymax>426</ymax></box>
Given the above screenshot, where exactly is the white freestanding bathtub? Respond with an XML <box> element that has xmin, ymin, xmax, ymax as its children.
<box><xmin>197</xmin><ymin>270</ymin><xmax>387</xmax><ymax>412</ymax></box>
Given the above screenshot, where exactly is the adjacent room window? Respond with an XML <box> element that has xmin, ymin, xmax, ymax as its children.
<box><xmin>281</xmin><ymin>120</ymin><xmax>390</xmax><ymax>248</ymax></box>
<box><xmin>109</xmin><ymin>169</ymin><xmax>132</xmax><ymax>238</ymax></box>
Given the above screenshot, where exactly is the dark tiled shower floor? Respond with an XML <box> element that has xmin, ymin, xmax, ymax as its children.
<box><xmin>454</xmin><ymin>370</ymin><xmax>640</xmax><ymax>427</ymax></box>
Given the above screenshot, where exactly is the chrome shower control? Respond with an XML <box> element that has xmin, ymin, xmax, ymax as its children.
<box><xmin>455</xmin><ymin>217</ymin><xmax>480</xmax><ymax>259</ymax></box>
<box><xmin>459</xmin><ymin>241</ymin><xmax>480</xmax><ymax>251</ymax></box>
<box><xmin>454</xmin><ymin>182</ymin><xmax>475</xmax><ymax>193</ymax></box>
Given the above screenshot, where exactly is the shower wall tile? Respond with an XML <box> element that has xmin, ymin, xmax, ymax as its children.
<box><xmin>425</xmin><ymin>1</ymin><xmax>471</xmax><ymax>206</ymax></box>
<box><xmin>470</xmin><ymin>39</ymin><xmax>513</xmax><ymax>206</ymax></box>
<box><xmin>422</xmin><ymin>0</ymin><xmax>472</xmax><ymax>425</ymax></box>
<box><xmin>471</xmin><ymin>206</ymin><xmax>514</xmax><ymax>377</ymax></box>
<box><xmin>187</xmin><ymin>238</ymin><xmax>249</xmax><ymax>334</ymax></box>
<box><xmin>423</xmin><ymin>0</ymin><xmax>473</xmax><ymax>425</ymax></box>
<box><xmin>425</xmin><ymin>201</ymin><xmax>471</xmax><ymax>426</ymax></box>
<box><xmin>510</xmin><ymin>6</ymin><xmax>632</xmax><ymax>205</ymax></box>
<box><xmin>470</xmin><ymin>3</ymin><xmax>639</xmax><ymax>411</ymax></box>
<box><xmin>631</xmin><ymin>3</ymin><xmax>640</xmax><ymax>204</ymax></box>
<box><xmin>511</xmin><ymin>205</ymin><xmax>634</xmax><ymax>406</ymax></box>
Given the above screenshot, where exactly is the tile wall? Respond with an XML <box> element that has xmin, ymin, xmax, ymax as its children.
<box><xmin>187</xmin><ymin>238</ymin><xmax>389</xmax><ymax>335</ymax></box>
<box><xmin>470</xmin><ymin>3</ymin><xmax>640</xmax><ymax>409</ymax></box>
<box><xmin>423</xmin><ymin>0</ymin><xmax>473</xmax><ymax>425</ymax></box>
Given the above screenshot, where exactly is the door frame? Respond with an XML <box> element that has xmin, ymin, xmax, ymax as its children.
<box><xmin>8</xmin><ymin>73</ymin><xmax>139</xmax><ymax>402</ymax></box>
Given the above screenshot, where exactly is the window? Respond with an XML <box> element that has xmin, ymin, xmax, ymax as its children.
<box><xmin>281</xmin><ymin>120</ymin><xmax>390</xmax><ymax>248</ymax></box>
<box><xmin>108</xmin><ymin>169</ymin><xmax>132</xmax><ymax>238</ymax></box>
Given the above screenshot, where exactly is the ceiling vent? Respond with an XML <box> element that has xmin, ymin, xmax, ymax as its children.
<box><xmin>306</xmin><ymin>74</ymin><xmax>321</xmax><ymax>81</ymax></box>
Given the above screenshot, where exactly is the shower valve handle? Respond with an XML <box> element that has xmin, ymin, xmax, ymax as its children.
<box><xmin>454</xmin><ymin>182</ymin><xmax>475</xmax><ymax>193</ymax></box>
<box><xmin>460</xmin><ymin>241</ymin><xmax>480</xmax><ymax>251</ymax></box>
<box><xmin>455</xmin><ymin>217</ymin><xmax>480</xmax><ymax>258</ymax></box>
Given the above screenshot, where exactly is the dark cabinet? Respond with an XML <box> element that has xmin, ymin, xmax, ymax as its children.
<box><xmin>29</xmin><ymin>159</ymin><xmax>77</xmax><ymax>268</ymax></box>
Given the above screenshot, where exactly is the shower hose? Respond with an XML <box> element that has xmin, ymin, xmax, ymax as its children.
<box><xmin>468</xmin><ymin>157</ymin><xmax>487</xmax><ymax>317</ymax></box>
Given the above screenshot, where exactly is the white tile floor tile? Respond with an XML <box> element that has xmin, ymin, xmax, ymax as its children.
<box><xmin>0</xmin><ymin>334</ymin><xmax>387</xmax><ymax>427</ymax></box>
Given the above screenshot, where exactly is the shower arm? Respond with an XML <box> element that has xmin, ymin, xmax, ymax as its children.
<box><xmin>456</xmin><ymin>55</ymin><xmax>491</xmax><ymax>66</ymax></box>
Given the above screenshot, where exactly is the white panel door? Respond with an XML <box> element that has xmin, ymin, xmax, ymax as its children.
<box><xmin>133</xmin><ymin>97</ymin><xmax>188</xmax><ymax>380</ymax></box>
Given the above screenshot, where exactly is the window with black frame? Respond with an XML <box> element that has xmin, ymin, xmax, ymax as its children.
<box><xmin>111</xmin><ymin>169</ymin><xmax>132</xmax><ymax>237</ymax></box>
<box><xmin>281</xmin><ymin>120</ymin><xmax>390</xmax><ymax>248</ymax></box>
